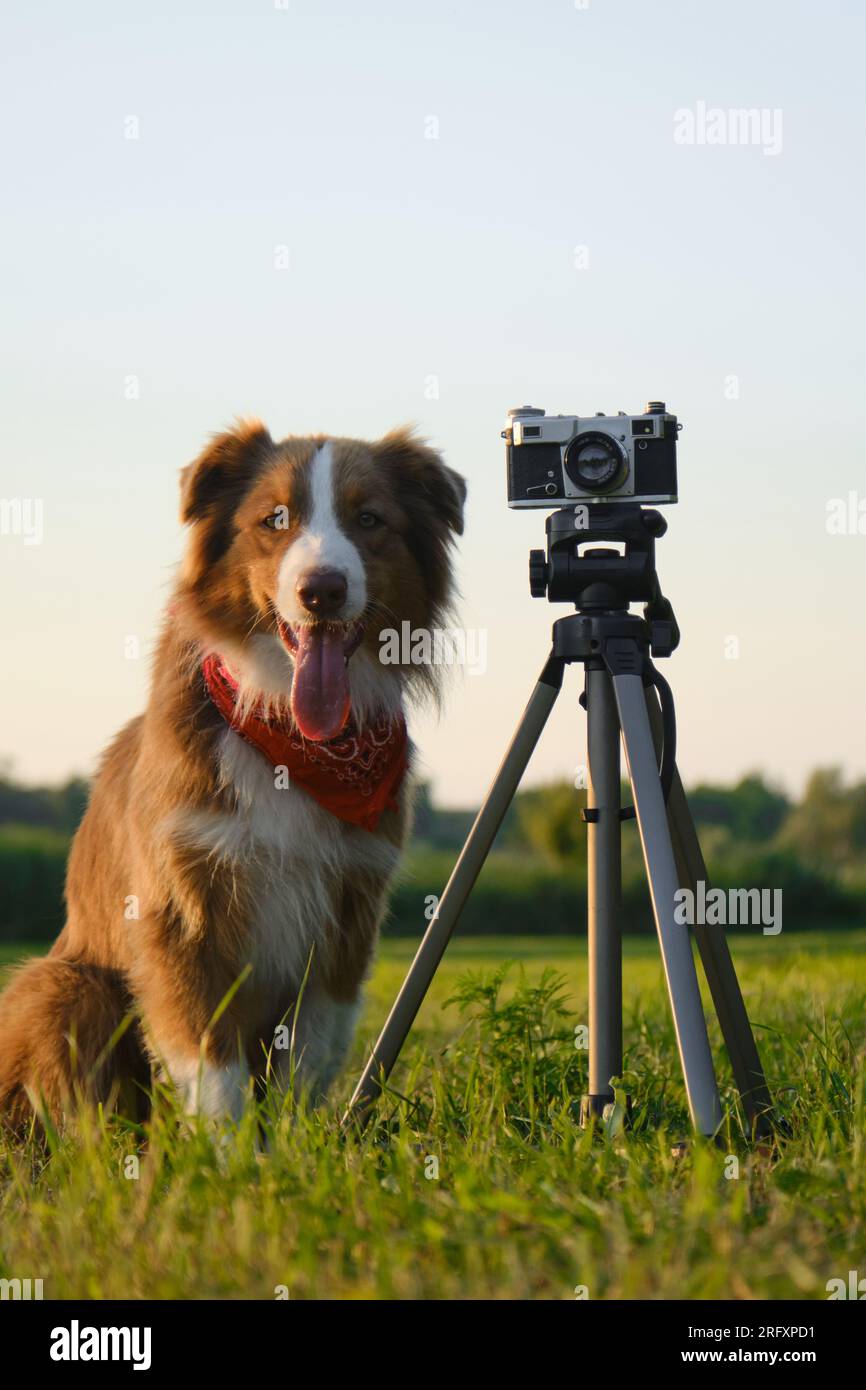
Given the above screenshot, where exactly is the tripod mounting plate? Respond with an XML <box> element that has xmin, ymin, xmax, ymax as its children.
<box><xmin>529</xmin><ymin>505</ymin><xmax>680</xmax><ymax>656</ymax></box>
<box><xmin>535</xmin><ymin>504</ymin><xmax>666</xmax><ymax>608</ymax></box>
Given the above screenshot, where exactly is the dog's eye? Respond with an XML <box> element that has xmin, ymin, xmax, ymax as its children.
<box><xmin>358</xmin><ymin>511</ymin><xmax>381</xmax><ymax>530</ymax></box>
<box><xmin>262</xmin><ymin>507</ymin><xmax>290</xmax><ymax>531</ymax></box>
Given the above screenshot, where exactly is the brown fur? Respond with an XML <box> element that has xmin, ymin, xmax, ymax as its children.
<box><xmin>0</xmin><ymin>423</ymin><xmax>465</xmax><ymax>1128</ymax></box>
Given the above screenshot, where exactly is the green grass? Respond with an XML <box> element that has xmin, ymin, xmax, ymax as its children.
<box><xmin>1</xmin><ymin>931</ymin><xmax>864</xmax><ymax>1300</ymax></box>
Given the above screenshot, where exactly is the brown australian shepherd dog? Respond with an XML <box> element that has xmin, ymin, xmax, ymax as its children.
<box><xmin>0</xmin><ymin>423</ymin><xmax>465</xmax><ymax>1129</ymax></box>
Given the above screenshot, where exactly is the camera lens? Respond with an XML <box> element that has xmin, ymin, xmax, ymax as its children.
<box><xmin>563</xmin><ymin>432</ymin><xmax>627</xmax><ymax>493</ymax></box>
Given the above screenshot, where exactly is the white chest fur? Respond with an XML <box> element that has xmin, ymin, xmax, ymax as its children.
<box><xmin>192</xmin><ymin>729</ymin><xmax>401</xmax><ymax>993</ymax></box>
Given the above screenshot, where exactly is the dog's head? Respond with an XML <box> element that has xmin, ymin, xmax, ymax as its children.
<box><xmin>176</xmin><ymin>420</ymin><xmax>466</xmax><ymax>739</ymax></box>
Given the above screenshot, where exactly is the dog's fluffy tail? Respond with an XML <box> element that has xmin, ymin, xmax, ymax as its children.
<box><xmin>0</xmin><ymin>953</ymin><xmax>149</xmax><ymax>1131</ymax></box>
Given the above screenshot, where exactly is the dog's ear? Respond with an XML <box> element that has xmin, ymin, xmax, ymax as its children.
<box><xmin>374</xmin><ymin>427</ymin><xmax>466</xmax><ymax>609</ymax></box>
<box><xmin>375</xmin><ymin>426</ymin><xmax>466</xmax><ymax>535</ymax></box>
<box><xmin>180</xmin><ymin>420</ymin><xmax>273</xmax><ymax>525</ymax></box>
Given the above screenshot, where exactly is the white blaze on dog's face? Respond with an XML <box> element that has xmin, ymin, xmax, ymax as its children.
<box><xmin>276</xmin><ymin>442</ymin><xmax>367</xmax><ymax>625</ymax></box>
<box><xmin>177</xmin><ymin>422</ymin><xmax>467</xmax><ymax>741</ymax></box>
<box><xmin>271</xmin><ymin>442</ymin><xmax>368</xmax><ymax>741</ymax></box>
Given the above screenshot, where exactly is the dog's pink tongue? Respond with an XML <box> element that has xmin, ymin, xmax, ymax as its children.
<box><xmin>290</xmin><ymin>626</ymin><xmax>350</xmax><ymax>742</ymax></box>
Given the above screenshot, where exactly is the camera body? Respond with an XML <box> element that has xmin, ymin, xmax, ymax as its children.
<box><xmin>504</xmin><ymin>401</ymin><xmax>679</xmax><ymax>508</ymax></box>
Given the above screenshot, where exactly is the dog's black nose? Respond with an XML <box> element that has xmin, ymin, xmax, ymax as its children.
<box><xmin>296</xmin><ymin>568</ymin><xmax>348</xmax><ymax>618</ymax></box>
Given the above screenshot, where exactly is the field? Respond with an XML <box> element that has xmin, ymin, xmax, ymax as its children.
<box><xmin>1</xmin><ymin>930</ymin><xmax>864</xmax><ymax>1300</ymax></box>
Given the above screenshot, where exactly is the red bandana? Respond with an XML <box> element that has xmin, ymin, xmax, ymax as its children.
<box><xmin>201</xmin><ymin>653</ymin><xmax>408</xmax><ymax>832</ymax></box>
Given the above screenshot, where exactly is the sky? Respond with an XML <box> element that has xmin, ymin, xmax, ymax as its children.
<box><xmin>1</xmin><ymin>0</ymin><xmax>864</xmax><ymax>807</ymax></box>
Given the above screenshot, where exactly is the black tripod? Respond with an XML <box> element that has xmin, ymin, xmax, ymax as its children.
<box><xmin>344</xmin><ymin>506</ymin><xmax>773</xmax><ymax>1137</ymax></box>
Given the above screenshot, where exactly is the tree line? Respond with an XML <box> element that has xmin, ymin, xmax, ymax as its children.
<box><xmin>1</xmin><ymin>767</ymin><xmax>864</xmax><ymax>941</ymax></box>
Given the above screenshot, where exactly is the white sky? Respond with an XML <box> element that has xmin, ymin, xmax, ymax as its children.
<box><xmin>1</xmin><ymin>0</ymin><xmax>864</xmax><ymax>806</ymax></box>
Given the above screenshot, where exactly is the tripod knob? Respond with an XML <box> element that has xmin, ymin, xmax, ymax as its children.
<box><xmin>528</xmin><ymin>549</ymin><xmax>548</xmax><ymax>597</ymax></box>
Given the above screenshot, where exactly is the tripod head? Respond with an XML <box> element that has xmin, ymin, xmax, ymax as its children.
<box><xmin>528</xmin><ymin>504</ymin><xmax>680</xmax><ymax>657</ymax></box>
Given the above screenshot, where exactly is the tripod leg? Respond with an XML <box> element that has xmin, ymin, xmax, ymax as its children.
<box><xmin>342</xmin><ymin>655</ymin><xmax>565</xmax><ymax>1129</ymax></box>
<box><xmin>612</xmin><ymin>672</ymin><xmax>723</xmax><ymax>1136</ymax></box>
<box><xmin>584</xmin><ymin>667</ymin><xmax>622</xmax><ymax>1116</ymax></box>
<box><xmin>645</xmin><ymin>687</ymin><xmax>773</xmax><ymax>1134</ymax></box>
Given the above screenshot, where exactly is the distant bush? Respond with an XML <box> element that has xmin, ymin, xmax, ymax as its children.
<box><xmin>384</xmin><ymin>842</ymin><xmax>861</xmax><ymax>938</ymax></box>
<box><xmin>0</xmin><ymin>774</ymin><xmax>89</xmax><ymax>835</ymax></box>
<box><xmin>0</xmin><ymin>824</ymin><xmax>69</xmax><ymax>943</ymax></box>
<box><xmin>707</xmin><ymin>846</ymin><xmax>853</xmax><ymax>924</ymax></box>
<box><xmin>688</xmin><ymin>774</ymin><xmax>791</xmax><ymax>842</ymax></box>
<box><xmin>387</xmin><ymin>849</ymin><xmax>590</xmax><ymax>938</ymax></box>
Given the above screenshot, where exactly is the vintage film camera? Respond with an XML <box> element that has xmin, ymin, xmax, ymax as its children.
<box><xmin>504</xmin><ymin>401</ymin><xmax>680</xmax><ymax>507</ymax></box>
